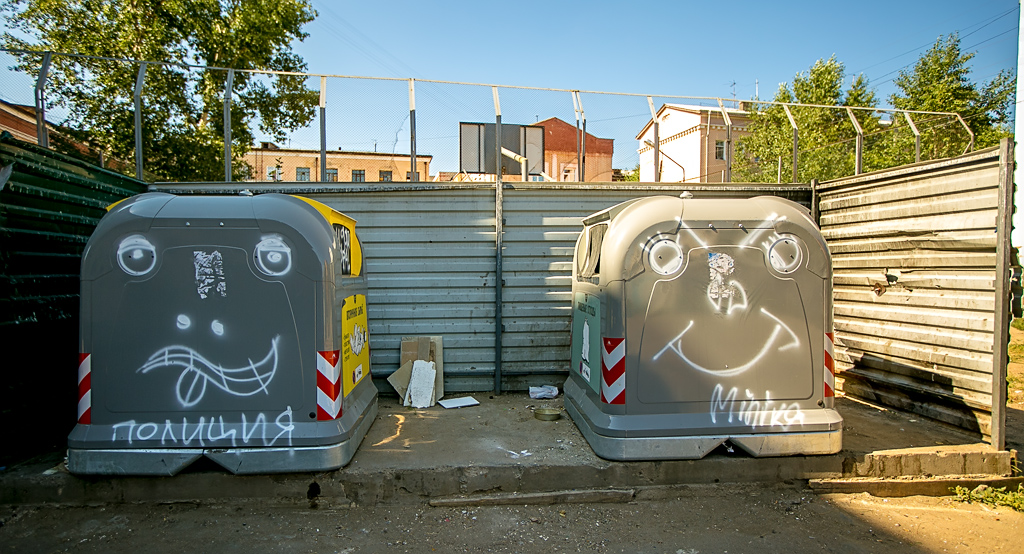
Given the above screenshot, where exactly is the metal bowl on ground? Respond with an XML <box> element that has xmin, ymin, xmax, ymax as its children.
<box><xmin>534</xmin><ymin>408</ymin><xmax>561</xmax><ymax>421</ymax></box>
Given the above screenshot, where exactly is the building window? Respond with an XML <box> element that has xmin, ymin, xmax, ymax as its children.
<box><xmin>266</xmin><ymin>167</ymin><xmax>281</xmax><ymax>181</ymax></box>
<box><xmin>379</xmin><ymin>170</ymin><xmax>392</xmax><ymax>182</ymax></box>
<box><xmin>325</xmin><ymin>168</ymin><xmax>338</xmax><ymax>182</ymax></box>
<box><xmin>296</xmin><ymin>167</ymin><xmax>310</xmax><ymax>181</ymax></box>
<box><xmin>352</xmin><ymin>169</ymin><xmax>365</xmax><ymax>182</ymax></box>
<box><xmin>406</xmin><ymin>171</ymin><xmax>419</xmax><ymax>181</ymax></box>
<box><xmin>715</xmin><ymin>140</ymin><xmax>726</xmax><ymax>160</ymax></box>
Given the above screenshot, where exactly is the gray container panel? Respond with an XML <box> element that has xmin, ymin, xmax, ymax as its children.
<box><xmin>565</xmin><ymin>195</ymin><xmax>840</xmax><ymax>459</ymax></box>
<box><xmin>635</xmin><ymin>245</ymin><xmax>813</xmax><ymax>406</ymax></box>
<box><xmin>71</xmin><ymin>193</ymin><xmax>376</xmax><ymax>473</ymax></box>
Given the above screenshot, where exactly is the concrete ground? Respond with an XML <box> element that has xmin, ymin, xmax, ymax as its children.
<box><xmin>0</xmin><ymin>392</ymin><xmax>1018</xmax><ymax>508</ymax></box>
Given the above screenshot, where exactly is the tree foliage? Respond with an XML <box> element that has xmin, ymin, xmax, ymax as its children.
<box><xmin>736</xmin><ymin>34</ymin><xmax>1016</xmax><ymax>183</ymax></box>
<box><xmin>2</xmin><ymin>0</ymin><xmax>319</xmax><ymax>181</ymax></box>
<box><xmin>735</xmin><ymin>56</ymin><xmax>878</xmax><ymax>183</ymax></box>
<box><xmin>888</xmin><ymin>33</ymin><xmax>1016</xmax><ymax>161</ymax></box>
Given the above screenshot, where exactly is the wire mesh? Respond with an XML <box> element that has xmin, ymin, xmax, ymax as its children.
<box><xmin>0</xmin><ymin>50</ymin><xmax>980</xmax><ymax>185</ymax></box>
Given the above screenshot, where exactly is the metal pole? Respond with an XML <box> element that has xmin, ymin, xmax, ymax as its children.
<box><xmin>223</xmin><ymin>69</ymin><xmax>234</xmax><ymax>182</ymax></box>
<box><xmin>648</xmin><ymin>97</ymin><xmax>659</xmax><ymax>182</ymax></box>
<box><xmin>903</xmin><ymin>112</ymin><xmax>921</xmax><ymax>163</ymax></box>
<box><xmin>492</xmin><ymin>86</ymin><xmax>503</xmax><ymax>394</ymax></box>
<box><xmin>810</xmin><ymin>179</ymin><xmax>820</xmax><ymax>225</ymax></box>
<box><xmin>133</xmin><ymin>62</ymin><xmax>147</xmax><ymax>180</ymax></box>
<box><xmin>578</xmin><ymin>92</ymin><xmax>586</xmax><ymax>182</ymax></box>
<box><xmin>846</xmin><ymin>107</ymin><xmax>864</xmax><ymax>175</ymax></box>
<box><xmin>991</xmin><ymin>138</ymin><xmax>1015</xmax><ymax>451</ymax></box>
<box><xmin>571</xmin><ymin>91</ymin><xmax>581</xmax><ymax>181</ymax></box>
<box><xmin>717</xmin><ymin>99</ymin><xmax>732</xmax><ymax>182</ymax></box>
<box><xmin>782</xmin><ymin>104</ymin><xmax>798</xmax><ymax>183</ymax></box>
<box><xmin>409</xmin><ymin>79</ymin><xmax>417</xmax><ymax>181</ymax></box>
<box><xmin>319</xmin><ymin>76</ymin><xmax>327</xmax><ymax>182</ymax></box>
<box><xmin>34</xmin><ymin>52</ymin><xmax>51</xmax><ymax>148</ymax></box>
<box><xmin>955</xmin><ymin>113</ymin><xmax>974</xmax><ymax>154</ymax></box>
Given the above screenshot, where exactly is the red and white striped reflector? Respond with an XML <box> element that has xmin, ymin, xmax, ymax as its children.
<box><xmin>601</xmin><ymin>337</ymin><xmax>625</xmax><ymax>405</ymax></box>
<box><xmin>77</xmin><ymin>353</ymin><xmax>92</xmax><ymax>424</ymax></box>
<box><xmin>824</xmin><ymin>332</ymin><xmax>835</xmax><ymax>398</ymax></box>
<box><xmin>316</xmin><ymin>350</ymin><xmax>342</xmax><ymax>420</ymax></box>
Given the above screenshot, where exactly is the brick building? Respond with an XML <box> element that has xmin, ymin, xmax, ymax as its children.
<box><xmin>244</xmin><ymin>143</ymin><xmax>432</xmax><ymax>183</ymax></box>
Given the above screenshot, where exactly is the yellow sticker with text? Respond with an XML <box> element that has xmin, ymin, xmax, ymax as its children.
<box><xmin>342</xmin><ymin>294</ymin><xmax>369</xmax><ymax>396</ymax></box>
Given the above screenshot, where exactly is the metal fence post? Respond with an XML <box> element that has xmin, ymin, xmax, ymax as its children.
<box><xmin>718</xmin><ymin>99</ymin><xmax>732</xmax><ymax>183</ymax></box>
<box><xmin>992</xmin><ymin>137</ymin><xmax>1015</xmax><ymax>451</ymax></box>
<box><xmin>575</xmin><ymin>92</ymin><xmax>586</xmax><ymax>181</ymax></box>
<box><xmin>492</xmin><ymin>86</ymin><xmax>503</xmax><ymax>394</ymax></box>
<box><xmin>223</xmin><ymin>69</ymin><xmax>234</xmax><ymax>182</ymax></box>
<box><xmin>783</xmin><ymin>104</ymin><xmax>798</xmax><ymax>183</ymax></box>
<box><xmin>320</xmin><ymin>76</ymin><xmax>327</xmax><ymax>182</ymax></box>
<box><xmin>34</xmin><ymin>51</ymin><xmax>51</xmax><ymax>148</ymax></box>
<box><xmin>409</xmin><ymin>79</ymin><xmax>417</xmax><ymax>182</ymax></box>
<box><xmin>846</xmin><ymin>107</ymin><xmax>863</xmax><ymax>175</ymax></box>
<box><xmin>904</xmin><ymin>112</ymin><xmax>921</xmax><ymax>163</ymax></box>
<box><xmin>648</xmin><ymin>97</ymin><xmax>659</xmax><ymax>182</ymax></box>
<box><xmin>133</xmin><ymin>62</ymin><xmax>148</xmax><ymax>180</ymax></box>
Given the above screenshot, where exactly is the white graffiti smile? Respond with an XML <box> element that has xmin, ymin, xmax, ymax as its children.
<box><xmin>652</xmin><ymin>308</ymin><xmax>799</xmax><ymax>377</ymax></box>
<box><xmin>137</xmin><ymin>336</ymin><xmax>280</xmax><ymax>407</ymax></box>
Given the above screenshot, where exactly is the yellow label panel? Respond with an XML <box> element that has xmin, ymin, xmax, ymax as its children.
<box><xmin>293</xmin><ymin>195</ymin><xmax>362</xmax><ymax>276</ymax></box>
<box><xmin>342</xmin><ymin>294</ymin><xmax>369</xmax><ymax>396</ymax></box>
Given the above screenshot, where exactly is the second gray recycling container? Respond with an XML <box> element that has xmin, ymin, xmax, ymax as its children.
<box><xmin>68</xmin><ymin>192</ymin><xmax>377</xmax><ymax>475</ymax></box>
<box><xmin>565</xmin><ymin>195</ymin><xmax>842</xmax><ymax>460</ymax></box>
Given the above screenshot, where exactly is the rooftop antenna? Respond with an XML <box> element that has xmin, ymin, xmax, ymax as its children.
<box><xmin>729</xmin><ymin>81</ymin><xmax>736</xmax><ymax>100</ymax></box>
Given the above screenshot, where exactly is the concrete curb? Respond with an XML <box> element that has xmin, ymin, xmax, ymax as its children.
<box><xmin>428</xmin><ymin>489</ymin><xmax>636</xmax><ymax>507</ymax></box>
<box><xmin>809</xmin><ymin>476</ymin><xmax>1024</xmax><ymax>497</ymax></box>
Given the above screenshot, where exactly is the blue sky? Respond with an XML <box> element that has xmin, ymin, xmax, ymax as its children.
<box><xmin>295</xmin><ymin>0</ymin><xmax>1019</xmax><ymax>104</ymax></box>
<box><xmin>289</xmin><ymin>0</ymin><xmax>1020</xmax><ymax>172</ymax></box>
<box><xmin>0</xmin><ymin>0</ymin><xmax>1019</xmax><ymax>174</ymax></box>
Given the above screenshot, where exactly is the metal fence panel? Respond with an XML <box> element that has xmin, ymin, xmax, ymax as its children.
<box><xmin>152</xmin><ymin>181</ymin><xmax>812</xmax><ymax>393</ymax></box>
<box><xmin>816</xmin><ymin>143</ymin><xmax>1014</xmax><ymax>445</ymax></box>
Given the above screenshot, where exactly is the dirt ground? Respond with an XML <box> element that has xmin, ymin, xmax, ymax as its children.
<box><xmin>1</xmin><ymin>483</ymin><xmax>1021</xmax><ymax>554</ymax></box>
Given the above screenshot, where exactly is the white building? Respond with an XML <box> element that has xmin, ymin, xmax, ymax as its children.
<box><xmin>636</xmin><ymin>103</ymin><xmax>750</xmax><ymax>183</ymax></box>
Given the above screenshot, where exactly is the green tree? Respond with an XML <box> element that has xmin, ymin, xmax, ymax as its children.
<box><xmin>736</xmin><ymin>56</ymin><xmax>879</xmax><ymax>183</ymax></box>
<box><xmin>2</xmin><ymin>0</ymin><xmax>319</xmax><ymax>181</ymax></box>
<box><xmin>887</xmin><ymin>33</ymin><xmax>1016</xmax><ymax>161</ymax></box>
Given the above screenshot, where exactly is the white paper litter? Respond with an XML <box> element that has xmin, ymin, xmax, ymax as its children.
<box><xmin>404</xmin><ymin>360</ymin><xmax>436</xmax><ymax>408</ymax></box>
<box><xmin>529</xmin><ymin>385</ymin><xmax>559</xmax><ymax>399</ymax></box>
<box><xmin>438</xmin><ymin>396</ymin><xmax>480</xmax><ymax>409</ymax></box>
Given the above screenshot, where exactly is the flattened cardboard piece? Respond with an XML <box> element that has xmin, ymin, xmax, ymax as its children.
<box><xmin>388</xmin><ymin>360</ymin><xmax>414</xmax><ymax>399</ymax></box>
<box><xmin>404</xmin><ymin>360</ymin><xmax>436</xmax><ymax>408</ymax></box>
<box><xmin>400</xmin><ymin>336</ymin><xmax>444</xmax><ymax>402</ymax></box>
<box><xmin>438</xmin><ymin>396</ymin><xmax>479</xmax><ymax>409</ymax></box>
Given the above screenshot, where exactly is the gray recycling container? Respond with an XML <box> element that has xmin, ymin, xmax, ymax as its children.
<box><xmin>68</xmin><ymin>192</ymin><xmax>377</xmax><ymax>475</ymax></box>
<box><xmin>564</xmin><ymin>195</ymin><xmax>842</xmax><ymax>460</ymax></box>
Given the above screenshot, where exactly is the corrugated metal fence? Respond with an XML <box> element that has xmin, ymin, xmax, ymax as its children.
<box><xmin>817</xmin><ymin>141</ymin><xmax>1016</xmax><ymax>449</ymax></box>
<box><xmin>157</xmin><ymin>182</ymin><xmax>813</xmax><ymax>393</ymax></box>
<box><xmin>0</xmin><ymin>132</ymin><xmax>148</xmax><ymax>460</ymax></box>
<box><xmin>4</xmin><ymin>131</ymin><xmax>1014</xmax><ymax>452</ymax></box>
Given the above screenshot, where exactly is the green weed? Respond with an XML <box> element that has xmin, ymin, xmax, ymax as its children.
<box><xmin>1012</xmin><ymin>318</ymin><xmax>1024</xmax><ymax>331</ymax></box>
<box><xmin>1009</xmin><ymin>343</ymin><xmax>1024</xmax><ymax>365</ymax></box>
<box><xmin>952</xmin><ymin>484</ymin><xmax>1024</xmax><ymax>512</ymax></box>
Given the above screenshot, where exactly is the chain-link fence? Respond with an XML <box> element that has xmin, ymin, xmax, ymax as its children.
<box><xmin>0</xmin><ymin>49</ymin><xmax>974</xmax><ymax>184</ymax></box>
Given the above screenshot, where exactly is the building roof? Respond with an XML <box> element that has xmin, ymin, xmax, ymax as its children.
<box><xmin>536</xmin><ymin>117</ymin><xmax>614</xmax><ymax>156</ymax></box>
<box><xmin>635</xmin><ymin>103</ymin><xmax>750</xmax><ymax>140</ymax></box>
